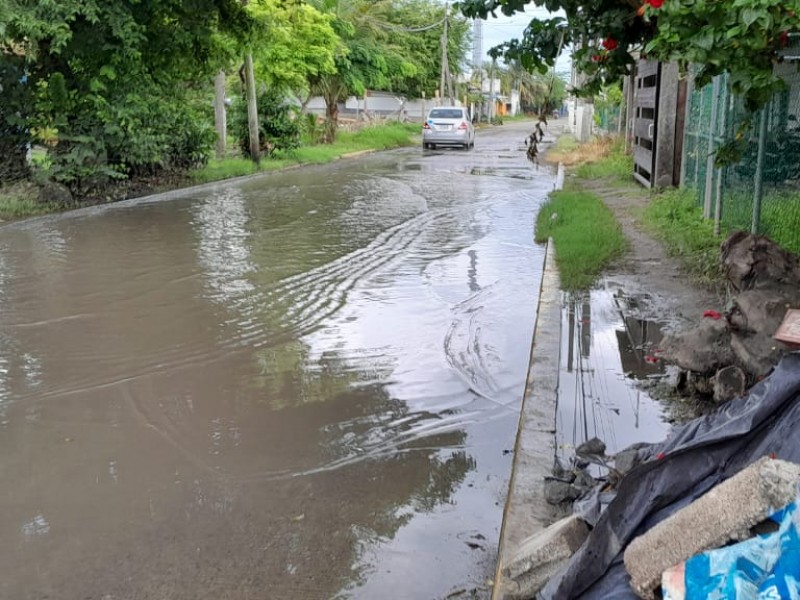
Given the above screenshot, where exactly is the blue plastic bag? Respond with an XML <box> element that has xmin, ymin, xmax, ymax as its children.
<box><xmin>674</xmin><ymin>501</ymin><xmax>800</xmax><ymax>600</ymax></box>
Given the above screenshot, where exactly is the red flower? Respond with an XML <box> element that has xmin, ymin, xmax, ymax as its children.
<box><xmin>591</xmin><ymin>54</ymin><xmax>605</xmax><ymax>63</ymax></box>
<box><xmin>644</xmin><ymin>355</ymin><xmax>659</xmax><ymax>364</ymax></box>
<box><xmin>602</xmin><ymin>37</ymin><xmax>618</xmax><ymax>51</ymax></box>
<box><xmin>645</xmin><ymin>0</ymin><xmax>664</xmax><ymax>8</ymax></box>
<box><xmin>703</xmin><ymin>310</ymin><xmax>722</xmax><ymax>320</ymax></box>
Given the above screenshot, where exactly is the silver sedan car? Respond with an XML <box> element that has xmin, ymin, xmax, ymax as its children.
<box><xmin>422</xmin><ymin>107</ymin><xmax>475</xmax><ymax>150</ymax></box>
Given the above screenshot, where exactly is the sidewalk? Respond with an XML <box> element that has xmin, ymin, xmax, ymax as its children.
<box><xmin>491</xmin><ymin>138</ymin><xmax>718</xmax><ymax>599</ymax></box>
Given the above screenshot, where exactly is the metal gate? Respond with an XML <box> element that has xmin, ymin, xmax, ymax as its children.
<box><xmin>633</xmin><ymin>60</ymin><xmax>660</xmax><ymax>187</ymax></box>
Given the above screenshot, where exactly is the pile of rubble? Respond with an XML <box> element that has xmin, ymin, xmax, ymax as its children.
<box><xmin>661</xmin><ymin>231</ymin><xmax>800</xmax><ymax>403</ymax></box>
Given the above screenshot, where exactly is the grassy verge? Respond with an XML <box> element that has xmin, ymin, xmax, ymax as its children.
<box><xmin>535</xmin><ymin>185</ymin><xmax>627</xmax><ymax>289</ymax></box>
<box><xmin>0</xmin><ymin>183</ymin><xmax>58</xmax><ymax>221</ymax></box>
<box><xmin>0</xmin><ymin>122</ymin><xmax>421</xmax><ymax>221</ymax></box>
<box><xmin>641</xmin><ymin>188</ymin><xmax>724</xmax><ymax>286</ymax></box>
<box><xmin>547</xmin><ymin>135</ymin><xmax>633</xmax><ymax>183</ymax></box>
<box><xmin>192</xmin><ymin>121</ymin><xmax>419</xmax><ymax>184</ymax></box>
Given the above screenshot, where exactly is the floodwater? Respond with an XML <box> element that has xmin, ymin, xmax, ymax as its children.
<box><xmin>0</xmin><ymin>123</ymin><xmax>559</xmax><ymax>600</ymax></box>
<box><xmin>556</xmin><ymin>286</ymin><xmax>672</xmax><ymax>460</ymax></box>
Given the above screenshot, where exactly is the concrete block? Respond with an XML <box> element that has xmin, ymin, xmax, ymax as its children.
<box><xmin>501</xmin><ymin>515</ymin><xmax>589</xmax><ymax>600</ymax></box>
<box><xmin>623</xmin><ymin>457</ymin><xmax>800</xmax><ymax>599</ymax></box>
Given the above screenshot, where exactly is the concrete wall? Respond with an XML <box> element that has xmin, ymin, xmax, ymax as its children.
<box><xmin>304</xmin><ymin>95</ymin><xmax>464</xmax><ymax>120</ymax></box>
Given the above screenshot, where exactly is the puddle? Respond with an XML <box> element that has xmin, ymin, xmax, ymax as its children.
<box><xmin>465</xmin><ymin>165</ymin><xmax>557</xmax><ymax>180</ymax></box>
<box><xmin>555</xmin><ymin>287</ymin><xmax>671</xmax><ymax>462</ymax></box>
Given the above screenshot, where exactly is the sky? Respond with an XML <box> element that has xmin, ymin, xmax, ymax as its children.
<box><xmin>477</xmin><ymin>5</ymin><xmax>571</xmax><ymax>74</ymax></box>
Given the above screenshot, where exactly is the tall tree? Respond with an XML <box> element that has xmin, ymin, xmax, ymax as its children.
<box><xmin>0</xmin><ymin>0</ymin><xmax>252</xmax><ymax>187</ymax></box>
<box><xmin>385</xmin><ymin>0</ymin><xmax>471</xmax><ymax>99</ymax></box>
<box><xmin>307</xmin><ymin>0</ymin><xmax>418</xmax><ymax>141</ymax></box>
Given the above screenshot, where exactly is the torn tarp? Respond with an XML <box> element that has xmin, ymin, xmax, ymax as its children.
<box><xmin>539</xmin><ymin>352</ymin><xmax>800</xmax><ymax>600</ymax></box>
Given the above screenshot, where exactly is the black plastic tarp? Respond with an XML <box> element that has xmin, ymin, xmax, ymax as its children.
<box><xmin>538</xmin><ymin>352</ymin><xmax>800</xmax><ymax>600</ymax></box>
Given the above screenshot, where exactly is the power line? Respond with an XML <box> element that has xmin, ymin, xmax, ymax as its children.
<box><xmin>381</xmin><ymin>18</ymin><xmax>445</xmax><ymax>33</ymax></box>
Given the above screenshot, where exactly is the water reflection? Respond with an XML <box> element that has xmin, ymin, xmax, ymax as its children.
<box><xmin>557</xmin><ymin>287</ymin><xmax>670</xmax><ymax>459</ymax></box>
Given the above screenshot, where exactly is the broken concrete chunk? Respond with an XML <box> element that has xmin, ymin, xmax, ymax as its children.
<box><xmin>727</xmin><ymin>289</ymin><xmax>799</xmax><ymax>335</ymax></box>
<box><xmin>614</xmin><ymin>443</ymin><xmax>649</xmax><ymax>475</ymax></box>
<box><xmin>501</xmin><ymin>515</ymin><xmax>590</xmax><ymax>600</ymax></box>
<box><xmin>721</xmin><ymin>231</ymin><xmax>800</xmax><ymax>293</ymax></box>
<box><xmin>730</xmin><ymin>331</ymin><xmax>784</xmax><ymax>378</ymax></box>
<box><xmin>552</xmin><ymin>458</ymin><xmax>576</xmax><ymax>484</ymax></box>
<box><xmin>712</xmin><ymin>365</ymin><xmax>747</xmax><ymax>404</ymax></box>
<box><xmin>576</xmin><ymin>437</ymin><xmax>606</xmax><ymax>458</ymax></box>
<box><xmin>661</xmin><ymin>319</ymin><xmax>734</xmax><ymax>374</ymax></box>
<box><xmin>623</xmin><ymin>457</ymin><xmax>800</xmax><ymax>599</ymax></box>
<box><xmin>544</xmin><ymin>480</ymin><xmax>581</xmax><ymax>505</ymax></box>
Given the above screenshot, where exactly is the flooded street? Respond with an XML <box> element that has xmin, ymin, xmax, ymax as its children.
<box><xmin>0</xmin><ymin>123</ymin><xmax>558</xmax><ymax>600</ymax></box>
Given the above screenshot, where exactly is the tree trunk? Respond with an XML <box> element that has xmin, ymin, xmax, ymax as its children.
<box><xmin>324</xmin><ymin>92</ymin><xmax>339</xmax><ymax>143</ymax></box>
<box><xmin>214</xmin><ymin>70</ymin><xmax>227</xmax><ymax>159</ymax></box>
<box><xmin>244</xmin><ymin>53</ymin><xmax>260</xmax><ymax>164</ymax></box>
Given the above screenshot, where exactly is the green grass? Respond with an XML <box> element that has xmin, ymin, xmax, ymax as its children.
<box><xmin>192</xmin><ymin>121</ymin><xmax>419</xmax><ymax>184</ymax></box>
<box><xmin>641</xmin><ymin>188</ymin><xmax>725</xmax><ymax>286</ymax></box>
<box><xmin>574</xmin><ymin>139</ymin><xmax>633</xmax><ymax>182</ymax></box>
<box><xmin>709</xmin><ymin>188</ymin><xmax>800</xmax><ymax>256</ymax></box>
<box><xmin>552</xmin><ymin>135</ymin><xmax>579</xmax><ymax>154</ymax></box>
<box><xmin>0</xmin><ymin>183</ymin><xmax>58</xmax><ymax>220</ymax></box>
<box><xmin>190</xmin><ymin>157</ymin><xmax>261</xmax><ymax>183</ymax></box>
<box><xmin>535</xmin><ymin>186</ymin><xmax>627</xmax><ymax>289</ymax></box>
<box><xmin>760</xmin><ymin>192</ymin><xmax>800</xmax><ymax>255</ymax></box>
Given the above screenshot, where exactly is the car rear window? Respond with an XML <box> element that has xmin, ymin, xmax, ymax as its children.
<box><xmin>429</xmin><ymin>109</ymin><xmax>464</xmax><ymax>119</ymax></box>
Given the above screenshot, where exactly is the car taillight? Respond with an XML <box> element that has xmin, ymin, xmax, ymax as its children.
<box><xmin>458</xmin><ymin>121</ymin><xmax>468</xmax><ymax>130</ymax></box>
<box><xmin>423</xmin><ymin>122</ymin><xmax>431</xmax><ymax>130</ymax></box>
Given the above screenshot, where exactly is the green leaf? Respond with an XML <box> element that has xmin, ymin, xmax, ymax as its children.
<box><xmin>742</xmin><ymin>8</ymin><xmax>759</xmax><ymax>27</ymax></box>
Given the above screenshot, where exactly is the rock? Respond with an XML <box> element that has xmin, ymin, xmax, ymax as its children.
<box><xmin>552</xmin><ymin>459</ymin><xmax>576</xmax><ymax>484</ymax></box>
<box><xmin>623</xmin><ymin>457</ymin><xmax>800</xmax><ymax>599</ymax></box>
<box><xmin>661</xmin><ymin>318</ymin><xmax>734</xmax><ymax>374</ymax></box>
<box><xmin>501</xmin><ymin>515</ymin><xmax>590</xmax><ymax>599</ymax></box>
<box><xmin>728</xmin><ymin>289</ymin><xmax>800</xmax><ymax>335</ymax></box>
<box><xmin>712</xmin><ymin>365</ymin><xmax>747</xmax><ymax>403</ymax></box>
<box><xmin>720</xmin><ymin>231</ymin><xmax>800</xmax><ymax>293</ymax></box>
<box><xmin>38</xmin><ymin>180</ymin><xmax>73</xmax><ymax>206</ymax></box>
<box><xmin>730</xmin><ymin>331</ymin><xmax>784</xmax><ymax>378</ymax></box>
<box><xmin>576</xmin><ymin>437</ymin><xmax>606</xmax><ymax>458</ymax></box>
<box><xmin>614</xmin><ymin>443</ymin><xmax>649</xmax><ymax>475</ymax></box>
<box><xmin>572</xmin><ymin>469</ymin><xmax>597</xmax><ymax>493</ymax></box>
<box><xmin>544</xmin><ymin>480</ymin><xmax>581</xmax><ymax>505</ymax></box>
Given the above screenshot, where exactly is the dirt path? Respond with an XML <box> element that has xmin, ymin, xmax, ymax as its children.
<box><xmin>580</xmin><ymin>177</ymin><xmax>722</xmax><ymax>332</ymax></box>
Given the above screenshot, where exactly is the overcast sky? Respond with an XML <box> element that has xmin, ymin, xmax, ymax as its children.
<box><xmin>477</xmin><ymin>5</ymin><xmax>571</xmax><ymax>74</ymax></box>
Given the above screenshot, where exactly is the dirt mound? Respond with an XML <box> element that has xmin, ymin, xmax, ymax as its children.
<box><xmin>662</xmin><ymin>232</ymin><xmax>800</xmax><ymax>403</ymax></box>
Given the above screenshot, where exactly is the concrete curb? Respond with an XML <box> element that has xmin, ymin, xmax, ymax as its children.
<box><xmin>492</xmin><ymin>237</ymin><xmax>563</xmax><ymax>600</ymax></box>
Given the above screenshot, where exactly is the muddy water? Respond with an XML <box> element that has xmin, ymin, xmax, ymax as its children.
<box><xmin>0</xmin><ymin>126</ymin><xmax>558</xmax><ymax>600</ymax></box>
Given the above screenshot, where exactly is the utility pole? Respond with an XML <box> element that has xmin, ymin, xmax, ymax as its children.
<box><xmin>440</xmin><ymin>3</ymin><xmax>451</xmax><ymax>104</ymax></box>
<box><xmin>214</xmin><ymin>70</ymin><xmax>227</xmax><ymax>159</ymax></box>
<box><xmin>489</xmin><ymin>59</ymin><xmax>496</xmax><ymax>121</ymax></box>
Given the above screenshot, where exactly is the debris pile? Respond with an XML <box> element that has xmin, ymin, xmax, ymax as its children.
<box><xmin>661</xmin><ymin>231</ymin><xmax>800</xmax><ymax>403</ymax></box>
<box><xmin>534</xmin><ymin>353</ymin><xmax>800</xmax><ymax>600</ymax></box>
